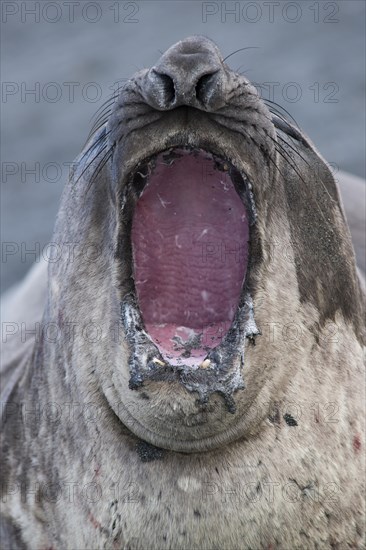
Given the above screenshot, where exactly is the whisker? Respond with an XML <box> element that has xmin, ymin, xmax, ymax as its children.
<box><xmin>236</xmin><ymin>66</ymin><xmax>253</xmax><ymax>76</ymax></box>
<box><xmin>263</xmin><ymin>99</ymin><xmax>299</xmax><ymax>129</ymax></box>
<box><xmin>262</xmin><ymin>129</ymin><xmax>337</xmax><ymax>223</ymax></box>
<box><xmin>76</xmin><ymin>143</ymin><xmax>108</xmax><ymax>185</ymax></box>
<box><xmin>272</xmin><ymin>142</ymin><xmax>306</xmax><ymax>184</ymax></box>
<box><xmin>277</xmin><ymin>134</ymin><xmax>309</xmax><ymax>167</ymax></box>
<box><xmin>86</xmin><ymin>147</ymin><xmax>115</xmax><ymax>194</ymax></box>
<box><xmin>250</xmin><ymin>135</ymin><xmax>286</xmax><ymax>181</ymax></box>
<box><xmin>223</xmin><ymin>46</ymin><xmax>260</xmax><ymax>63</ymax></box>
<box><xmin>262</xmin><ymin>131</ymin><xmax>308</xmax><ymax>183</ymax></box>
<box><xmin>90</xmin><ymin>106</ymin><xmax>113</xmax><ymax>129</ymax></box>
<box><xmin>88</xmin><ymin>99</ymin><xmax>119</xmax><ymax>138</ymax></box>
<box><xmin>88</xmin><ymin>116</ymin><xmax>112</xmax><ymax>139</ymax></box>
<box><xmin>250</xmin><ymin>85</ymin><xmax>300</xmax><ymax>129</ymax></box>
<box><xmin>81</xmin><ymin>127</ymin><xmax>111</xmax><ymax>157</ymax></box>
<box><xmin>90</xmin><ymin>94</ymin><xmax>119</xmax><ymax>123</ymax></box>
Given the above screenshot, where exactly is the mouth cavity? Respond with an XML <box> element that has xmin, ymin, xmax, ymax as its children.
<box><xmin>129</xmin><ymin>148</ymin><xmax>252</xmax><ymax>368</ymax></box>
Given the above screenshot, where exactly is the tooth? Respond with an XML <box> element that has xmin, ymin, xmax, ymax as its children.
<box><xmin>199</xmin><ymin>359</ymin><xmax>211</xmax><ymax>369</ymax></box>
<box><xmin>152</xmin><ymin>357</ymin><xmax>165</xmax><ymax>367</ymax></box>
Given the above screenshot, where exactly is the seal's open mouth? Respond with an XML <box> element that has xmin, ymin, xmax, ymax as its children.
<box><xmin>128</xmin><ymin>148</ymin><xmax>253</xmax><ymax>368</ymax></box>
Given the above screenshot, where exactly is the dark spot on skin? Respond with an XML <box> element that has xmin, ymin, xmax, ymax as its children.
<box><xmin>309</xmin><ymin>325</ymin><xmax>320</xmax><ymax>345</ymax></box>
<box><xmin>289</xmin><ymin>478</ymin><xmax>314</xmax><ymax>496</ymax></box>
<box><xmin>193</xmin><ymin>509</ymin><xmax>201</xmax><ymax>518</ymax></box>
<box><xmin>353</xmin><ymin>434</ymin><xmax>361</xmax><ymax>452</ymax></box>
<box><xmin>314</xmin><ymin>409</ymin><xmax>320</xmax><ymax>423</ymax></box>
<box><xmin>268</xmin><ymin>404</ymin><xmax>281</xmax><ymax>425</ymax></box>
<box><xmin>283</xmin><ymin>413</ymin><xmax>298</xmax><ymax>426</ymax></box>
<box><xmin>247</xmin><ymin>334</ymin><xmax>256</xmax><ymax>346</ymax></box>
<box><xmin>136</xmin><ymin>440</ymin><xmax>165</xmax><ymax>462</ymax></box>
<box><xmin>129</xmin><ymin>374</ymin><xmax>143</xmax><ymax>390</ymax></box>
<box><xmin>140</xmin><ymin>392</ymin><xmax>150</xmax><ymax>400</ymax></box>
<box><xmin>219</xmin><ymin>391</ymin><xmax>236</xmax><ymax>414</ymax></box>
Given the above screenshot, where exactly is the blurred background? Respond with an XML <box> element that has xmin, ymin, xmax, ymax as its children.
<box><xmin>1</xmin><ymin>0</ymin><xmax>365</xmax><ymax>292</ymax></box>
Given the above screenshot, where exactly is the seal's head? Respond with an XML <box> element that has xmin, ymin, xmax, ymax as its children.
<box><xmin>50</xmin><ymin>36</ymin><xmax>364</xmax><ymax>452</ymax></box>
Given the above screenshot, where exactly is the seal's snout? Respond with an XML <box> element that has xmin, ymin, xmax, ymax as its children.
<box><xmin>143</xmin><ymin>36</ymin><xmax>227</xmax><ymax>111</ymax></box>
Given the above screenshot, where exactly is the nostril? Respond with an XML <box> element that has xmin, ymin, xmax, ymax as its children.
<box><xmin>153</xmin><ymin>71</ymin><xmax>175</xmax><ymax>104</ymax></box>
<box><xmin>147</xmin><ymin>64</ymin><xmax>222</xmax><ymax>110</ymax></box>
<box><xmin>195</xmin><ymin>71</ymin><xmax>218</xmax><ymax>104</ymax></box>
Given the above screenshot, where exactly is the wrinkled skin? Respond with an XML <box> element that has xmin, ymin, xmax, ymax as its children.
<box><xmin>1</xmin><ymin>37</ymin><xmax>365</xmax><ymax>549</ymax></box>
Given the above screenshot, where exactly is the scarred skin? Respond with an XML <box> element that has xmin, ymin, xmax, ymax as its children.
<box><xmin>1</xmin><ymin>36</ymin><xmax>365</xmax><ymax>550</ymax></box>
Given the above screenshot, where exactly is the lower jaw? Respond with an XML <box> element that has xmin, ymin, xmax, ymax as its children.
<box><xmin>121</xmin><ymin>288</ymin><xmax>259</xmax><ymax>405</ymax></box>
<box><xmin>105</xmin><ymin>313</ymin><xmax>269</xmax><ymax>453</ymax></box>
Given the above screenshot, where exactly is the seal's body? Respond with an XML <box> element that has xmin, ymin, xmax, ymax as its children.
<box><xmin>1</xmin><ymin>37</ymin><xmax>365</xmax><ymax>549</ymax></box>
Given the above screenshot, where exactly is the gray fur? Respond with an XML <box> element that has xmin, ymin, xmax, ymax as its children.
<box><xmin>1</xmin><ymin>36</ymin><xmax>365</xmax><ymax>549</ymax></box>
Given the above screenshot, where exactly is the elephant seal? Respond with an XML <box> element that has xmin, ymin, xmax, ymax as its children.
<box><xmin>1</xmin><ymin>36</ymin><xmax>365</xmax><ymax>549</ymax></box>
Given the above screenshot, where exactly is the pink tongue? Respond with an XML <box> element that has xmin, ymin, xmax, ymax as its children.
<box><xmin>131</xmin><ymin>149</ymin><xmax>249</xmax><ymax>366</ymax></box>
